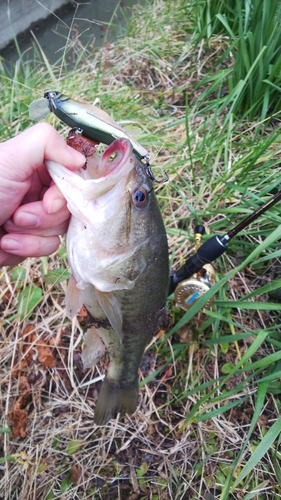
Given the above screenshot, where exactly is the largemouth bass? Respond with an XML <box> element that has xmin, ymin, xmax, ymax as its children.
<box><xmin>46</xmin><ymin>138</ymin><xmax>170</xmax><ymax>425</ymax></box>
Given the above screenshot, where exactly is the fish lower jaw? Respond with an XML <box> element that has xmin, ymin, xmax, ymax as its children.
<box><xmin>94</xmin><ymin>377</ymin><xmax>139</xmax><ymax>426</ymax></box>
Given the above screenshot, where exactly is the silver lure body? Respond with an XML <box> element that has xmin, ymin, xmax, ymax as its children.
<box><xmin>44</xmin><ymin>90</ymin><xmax>149</xmax><ymax>161</ymax></box>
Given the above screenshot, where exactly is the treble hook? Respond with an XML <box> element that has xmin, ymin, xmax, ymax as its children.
<box><xmin>144</xmin><ymin>156</ymin><xmax>169</xmax><ymax>184</ymax></box>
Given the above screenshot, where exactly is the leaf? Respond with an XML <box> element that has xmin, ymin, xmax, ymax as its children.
<box><xmin>232</xmin><ymin>416</ymin><xmax>281</xmax><ymax>487</ymax></box>
<box><xmin>267</xmin><ymin>381</ymin><xmax>281</xmax><ymax>395</ymax></box>
<box><xmin>57</xmin><ymin>247</ymin><xmax>68</xmax><ymax>259</ymax></box>
<box><xmin>183</xmin><ymin>330</ymin><xmax>269</xmax><ymax>427</ymax></box>
<box><xmin>36</xmin><ymin>340</ymin><xmax>56</xmax><ymax>368</ymax></box>
<box><xmin>216</xmin><ymin>301</ymin><xmax>281</xmax><ymax>311</ymax></box>
<box><xmin>272</xmin><ymin>434</ymin><xmax>281</xmax><ymax>486</ymax></box>
<box><xmin>43</xmin><ymin>268</ymin><xmax>70</xmax><ymax>284</ymax></box>
<box><xmin>17</xmin><ymin>285</ymin><xmax>42</xmax><ymax>320</ymax></box>
<box><xmin>220</xmin><ymin>343</ymin><xmax>229</xmax><ymax>354</ymax></box>
<box><xmin>137</xmin><ymin>462</ymin><xmax>148</xmax><ymax>477</ymax></box>
<box><xmin>272</xmin><ymin>452</ymin><xmax>281</xmax><ymax>486</ymax></box>
<box><xmin>45</xmin><ymin>490</ymin><xmax>55</xmax><ymax>500</ymax></box>
<box><xmin>221</xmin><ymin>362</ymin><xmax>235</xmax><ymax>374</ymax></box>
<box><xmin>197</xmin><ymin>396</ymin><xmax>248</xmax><ymax>422</ymax></box>
<box><xmin>71</xmin><ymin>463</ymin><xmax>83</xmax><ymax>484</ymax></box>
<box><xmin>242</xmin><ymin>279</ymin><xmax>281</xmax><ymax>300</ymax></box>
<box><xmin>66</xmin><ymin>439</ymin><xmax>85</xmax><ymax>455</ymax></box>
<box><xmin>0</xmin><ymin>454</ymin><xmax>16</xmax><ymax>465</ymax></box>
<box><xmin>221</xmin><ymin>382</ymin><xmax>269</xmax><ymax>499</ymax></box>
<box><xmin>11</xmin><ymin>266</ymin><xmax>26</xmax><ymax>287</ymax></box>
<box><xmin>60</xmin><ymin>473</ymin><xmax>72</xmax><ymax>492</ymax></box>
<box><xmin>243</xmin><ymin>481</ymin><xmax>271</xmax><ymax>500</ymax></box>
<box><xmin>11</xmin><ymin>381</ymin><xmax>31</xmax><ymax>438</ymax></box>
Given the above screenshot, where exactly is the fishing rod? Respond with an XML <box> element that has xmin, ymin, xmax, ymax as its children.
<box><xmin>170</xmin><ymin>190</ymin><xmax>281</xmax><ymax>308</ymax></box>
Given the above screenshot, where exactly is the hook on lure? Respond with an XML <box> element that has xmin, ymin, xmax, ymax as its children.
<box><xmin>145</xmin><ymin>157</ymin><xmax>169</xmax><ymax>184</ymax></box>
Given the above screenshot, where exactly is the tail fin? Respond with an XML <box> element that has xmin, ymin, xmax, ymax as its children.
<box><xmin>94</xmin><ymin>377</ymin><xmax>139</xmax><ymax>426</ymax></box>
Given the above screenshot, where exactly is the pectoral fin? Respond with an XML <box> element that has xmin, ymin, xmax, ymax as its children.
<box><xmin>65</xmin><ymin>275</ymin><xmax>83</xmax><ymax>319</ymax></box>
<box><xmin>95</xmin><ymin>289</ymin><xmax>123</xmax><ymax>343</ymax></box>
<box><xmin>82</xmin><ymin>326</ymin><xmax>106</xmax><ymax>369</ymax></box>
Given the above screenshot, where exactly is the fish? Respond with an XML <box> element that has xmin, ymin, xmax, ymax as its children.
<box><xmin>46</xmin><ymin>137</ymin><xmax>170</xmax><ymax>425</ymax></box>
<box><xmin>44</xmin><ymin>90</ymin><xmax>149</xmax><ymax>162</ymax></box>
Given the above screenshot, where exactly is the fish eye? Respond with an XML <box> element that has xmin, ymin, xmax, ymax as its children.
<box><xmin>132</xmin><ymin>187</ymin><xmax>149</xmax><ymax>208</ymax></box>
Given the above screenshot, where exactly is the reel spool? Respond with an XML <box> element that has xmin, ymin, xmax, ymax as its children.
<box><xmin>174</xmin><ymin>226</ymin><xmax>216</xmax><ymax>311</ymax></box>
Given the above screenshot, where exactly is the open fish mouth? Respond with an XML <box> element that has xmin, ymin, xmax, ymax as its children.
<box><xmin>45</xmin><ymin>138</ymin><xmax>136</xmax><ymax>203</ymax></box>
<box><xmin>96</xmin><ymin>138</ymin><xmax>132</xmax><ymax>178</ymax></box>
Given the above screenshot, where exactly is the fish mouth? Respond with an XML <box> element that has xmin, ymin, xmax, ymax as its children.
<box><xmin>96</xmin><ymin>138</ymin><xmax>132</xmax><ymax>178</ymax></box>
<box><xmin>45</xmin><ymin>138</ymin><xmax>135</xmax><ymax>205</ymax></box>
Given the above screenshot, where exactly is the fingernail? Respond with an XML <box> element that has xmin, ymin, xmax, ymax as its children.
<box><xmin>67</xmin><ymin>145</ymin><xmax>85</xmax><ymax>164</ymax></box>
<box><xmin>47</xmin><ymin>198</ymin><xmax>67</xmax><ymax>214</ymax></box>
<box><xmin>15</xmin><ymin>212</ymin><xmax>40</xmax><ymax>227</ymax></box>
<box><xmin>1</xmin><ymin>238</ymin><xmax>22</xmax><ymax>251</ymax></box>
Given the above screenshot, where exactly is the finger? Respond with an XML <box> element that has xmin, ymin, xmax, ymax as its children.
<box><xmin>0</xmin><ymin>233</ymin><xmax>61</xmax><ymax>258</ymax></box>
<box><xmin>4</xmin><ymin>219</ymin><xmax>68</xmax><ymax>237</ymax></box>
<box><xmin>0</xmin><ymin>248</ymin><xmax>24</xmax><ymax>267</ymax></box>
<box><xmin>42</xmin><ymin>183</ymin><xmax>68</xmax><ymax>214</ymax></box>
<box><xmin>0</xmin><ymin>122</ymin><xmax>85</xmax><ymax>183</ymax></box>
<box><xmin>4</xmin><ymin>198</ymin><xmax>69</xmax><ymax>234</ymax></box>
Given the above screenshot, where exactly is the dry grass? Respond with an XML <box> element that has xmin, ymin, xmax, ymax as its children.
<box><xmin>1</xmin><ymin>0</ymin><xmax>281</xmax><ymax>499</ymax></box>
<box><xmin>2</xmin><ymin>257</ymin><xmax>279</xmax><ymax>499</ymax></box>
<box><xmin>1</xmin><ymin>259</ymin><xmax>268</xmax><ymax>500</ymax></box>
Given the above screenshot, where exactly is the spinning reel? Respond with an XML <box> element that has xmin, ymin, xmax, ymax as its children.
<box><xmin>174</xmin><ymin>225</ymin><xmax>216</xmax><ymax>311</ymax></box>
<box><xmin>170</xmin><ymin>190</ymin><xmax>281</xmax><ymax>311</ymax></box>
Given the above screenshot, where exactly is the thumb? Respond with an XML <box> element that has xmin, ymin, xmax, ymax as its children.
<box><xmin>0</xmin><ymin>122</ymin><xmax>85</xmax><ymax>182</ymax></box>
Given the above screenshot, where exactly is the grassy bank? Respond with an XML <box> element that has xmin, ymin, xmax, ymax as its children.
<box><xmin>1</xmin><ymin>0</ymin><xmax>281</xmax><ymax>498</ymax></box>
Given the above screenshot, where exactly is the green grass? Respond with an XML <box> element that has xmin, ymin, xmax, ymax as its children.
<box><xmin>1</xmin><ymin>0</ymin><xmax>281</xmax><ymax>498</ymax></box>
<box><xmin>194</xmin><ymin>0</ymin><xmax>281</xmax><ymax>120</ymax></box>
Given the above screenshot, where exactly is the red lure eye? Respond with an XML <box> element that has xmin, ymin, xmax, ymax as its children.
<box><xmin>132</xmin><ymin>187</ymin><xmax>149</xmax><ymax>208</ymax></box>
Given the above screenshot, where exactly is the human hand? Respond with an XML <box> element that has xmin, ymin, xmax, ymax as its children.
<box><xmin>0</xmin><ymin>123</ymin><xmax>85</xmax><ymax>267</ymax></box>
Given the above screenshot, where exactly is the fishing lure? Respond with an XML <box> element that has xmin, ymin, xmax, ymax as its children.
<box><xmin>44</xmin><ymin>90</ymin><xmax>149</xmax><ymax>161</ymax></box>
<box><xmin>30</xmin><ymin>90</ymin><xmax>168</xmax><ymax>183</ymax></box>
